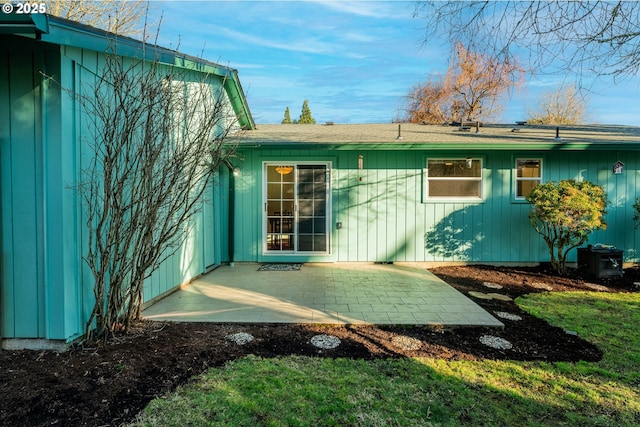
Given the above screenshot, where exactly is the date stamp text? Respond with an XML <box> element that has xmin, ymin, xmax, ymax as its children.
<box><xmin>2</xmin><ymin>3</ymin><xmax>47</xmax><ymax>14</ymax></box>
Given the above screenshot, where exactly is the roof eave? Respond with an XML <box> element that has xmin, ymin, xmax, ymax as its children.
<box><xmin>1</xmin><ymin>13</ymin><xmax>255</xmax><ymax>130</ymax></box>
<box><xmin>225</xmin><ymin>70</ymin><xmax>256</xmax><ymax>130</ymax></box>
<box><xmin>236</xmin><ymin>141</ymin><xmax>640</xmax><ymax>151</ymax></box>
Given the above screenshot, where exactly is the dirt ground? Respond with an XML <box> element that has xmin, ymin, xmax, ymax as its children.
<box><xmin>2</xmin><ymin>264</ymin><xmax>638</xmax><ymax>427</ymax></box>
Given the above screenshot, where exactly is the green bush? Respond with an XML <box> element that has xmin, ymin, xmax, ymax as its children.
<box><xmin>633</xmin><ymin>196</ymin><xmax>640</xmax><ymax>227</ymax></box>
<box><xmin>526</xmin><ymin>179</ymin><xmax>607</xmax><ymax>274</ymax></box>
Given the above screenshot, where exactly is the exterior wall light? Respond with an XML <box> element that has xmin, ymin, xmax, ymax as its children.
<box><xmin>466</xmin><ymin>157</ymin><xmax>473</xmax><ymax>168</ymax></box>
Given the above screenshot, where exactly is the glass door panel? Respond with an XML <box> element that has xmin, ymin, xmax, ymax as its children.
<box><xmin>296</xmin><ymin>165</ymin><xmax>327</xmax><ymax>252</ymax></box>
<box><xmin>266</xmin><ymin>165</ymin><xmax>295</xmax><ymax>251</ymax></box>
<box><xmin>264</xmin><ymin>163</ymin><xmax>329</xmax><ymax>254</ymax></box>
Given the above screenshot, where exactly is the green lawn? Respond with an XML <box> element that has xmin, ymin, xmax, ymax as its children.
<box><xmin>131</xmin><ymin>291</ymin><xmax>640</xmax><ymax>427</ymax></box>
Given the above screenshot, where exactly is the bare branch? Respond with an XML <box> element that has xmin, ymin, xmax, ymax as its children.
<box><xmin>527</xmin><ymin>85</ymin><xmax>588</xmax><ymax>124</ymax></box>
<box><xmin>47</xmin><ymin>0</ymin><xmax>153</xmax><ymax>37</ymax></box>
<box><xmin>72</xmin><ymin>42</ymin><xmax>240</xmax><ymax>339</ymax></box>
<box><xmin>415</xmin><ymin>1</ymin><xmax>640</xmax><ymax>79</ymax></box>
<box><xmin>405</xmin><ymin>43</ymin><xmax>523</xmax><ymax>123</ymax></box>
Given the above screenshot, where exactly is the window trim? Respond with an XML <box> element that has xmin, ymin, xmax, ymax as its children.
<box><xmin>514</xmin><ymin>158</ymin><xmax>543</xmax><ymax>201</ymax></box>
<box><xmin>425</xmin><ymin>157</ymin><xmax>484</xmax><ymax>201</ymax></box>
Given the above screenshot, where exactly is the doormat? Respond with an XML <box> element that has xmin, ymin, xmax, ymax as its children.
<box><xmin>258</xmin><ymin>263</ymin><xmax>302</xmax><ymax>271</ymax></box>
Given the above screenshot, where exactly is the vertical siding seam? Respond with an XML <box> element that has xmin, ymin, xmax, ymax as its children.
<box><xmin>1</xmin><ymin>49</ymin><xmax>15</xmax><ymax>337</ymax></box>
<box><xmin>33</xmin><ymin>50</ymin><xmax>46</xmax><ymax>336</ymax></box>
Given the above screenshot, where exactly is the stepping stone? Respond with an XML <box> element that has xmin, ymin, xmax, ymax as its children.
<box><xmin>530</xmin><ymin>282</ymin><xmax>553</xmax><ymax>291</ymax></box>
<box><xmin>494</xmin><ymin>311</ymin><xmax>522</xmax><ymax>321</ymax></box>
<box><xmin>482</xmin><ymin>281</ymin><xmax>503</xmax><ymax>289</ymax></box>
<box><xmin>468</xmin><ymin>291</ymin><xmax>492</xmax><ymax>300</ymax></box>
<box><xmin>310</xmin><ymin>334</ymin><xmax>341</xmax><ymax>349</ymax></box>
<box><xmin>487</xmin><ymin>293</ymin><xmax>513</xmax><ymax>302</ymax></box>
<box><xmin>391</xmin><ymin>335</ymin><xmax>423</xmax><ymax>351</ymax></box>
<box><xmin>479</xmin><ymin>335</ymin><xmax>513</xmax><ymax>350</ymax></box>
<box><xmin>226</xmin><ymin>332</ymin><xmax>255</xmax><ymax>345</ymax></box>
<box><xmin>469</xmin><ymin>291</ymin><xmax>512</xmax><ymax>301</ymax></box>
<box><xmin>582</xmin><ymin>283</ymin><xmax>609</xmax><ymax>292</ymax></box>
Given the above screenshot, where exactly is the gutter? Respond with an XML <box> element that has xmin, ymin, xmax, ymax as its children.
<box><xmin>0</xmin><ymin>13</ymin><xmax>49</xmax><ymax>37</ymax></box>
<box><xmin>224</xmin><ymin>70</ymin><xmax>256</xmax><ymax>130</ymax></box>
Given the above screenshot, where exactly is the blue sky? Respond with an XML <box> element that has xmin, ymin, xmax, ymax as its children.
<box><xmin>152</xmin><ymin>1</ymin><xmax>640</xmax><ymax>125</ymax></box>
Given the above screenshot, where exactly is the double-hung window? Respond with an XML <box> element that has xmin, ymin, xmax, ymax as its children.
<box><xmin>515</xmin><ymin>158</ymin><xmax>542</xmax><ymax>200</ymax></box>
<box><xmin>426</xmin><ymin>158</ymin><xmax>483</xmax><ymax>200</ymax></box>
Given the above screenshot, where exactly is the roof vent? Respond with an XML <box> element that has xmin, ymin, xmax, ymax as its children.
<box><xmin>554</xmin><ymin>127</ymin><xmax>562</xmax><ymax>140</ymax></box>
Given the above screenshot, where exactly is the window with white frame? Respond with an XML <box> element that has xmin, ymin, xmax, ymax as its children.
<box><xmin>515</xmin><ymin>158</ymin><xmax>542</xmax><ymax>200</ymax></box>
<box><xmin>426</xmin><ymin>158</ymin><xmax>483</xmax><ymax>199</ymax></box>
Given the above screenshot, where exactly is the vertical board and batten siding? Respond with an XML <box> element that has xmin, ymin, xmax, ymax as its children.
<box><xmin>64</xmin><ymin>45</ymin><xmax>226</xmax><ymax>318</ymax></box>
<box><xmin>232</xmin><ymin>146</ymin><xmax>640</xmax><ymax>264</ymax></box>
<box><xmin>1</xmin><ymin>43</ymin><xmax>47</xmax><ymax>339</ymax></box>
<box><xmin>1</xmin><ymin>39</ymin><xmax>228</xmax><ymax>341</ymax></box>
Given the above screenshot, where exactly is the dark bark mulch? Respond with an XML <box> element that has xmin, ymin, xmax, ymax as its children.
<box><xmin>2</xmin><ymin>264</ymin><xmax>637</xmax><ymax>427</ymax></box>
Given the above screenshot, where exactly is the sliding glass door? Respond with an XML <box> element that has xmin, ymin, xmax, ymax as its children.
<box><xmin>264</xmin><ymin>163</ymin><xmax>330</xmax><ymax>254</ymax></box>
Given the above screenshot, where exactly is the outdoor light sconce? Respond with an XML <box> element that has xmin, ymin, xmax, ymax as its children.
<box><xmin>232</xmin><ymin>167</ymin><xmax>241</xmax><ymax>176</ymax></box>
<box><xmin>613</xmin><ymin>161</ymin><xmax>624</xmax><ymax>175</ymax></box>
<box><xmin>466</xmin><ymin>157</ymin><xmax>473</xmax><ymax>169</ymax></box>
<box><xmin>358</xmin><ymin>155</ymin><xmax>364</xmax><ymax>170</ymax></box>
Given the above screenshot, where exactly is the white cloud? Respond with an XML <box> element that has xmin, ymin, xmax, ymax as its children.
<box><xmin>204</xmin><ymin>24</ymin><xmax>335</xmax><ymax>54</ymax></box>
<box><xmin>152</xmin><ymin>1</ymin><xmax>640</xmax><ymax>125</ymax></box>
<box><xmin>342</xmin><ymin>31</ymin><xmax>378</xmax><ymax>43</ymax></box>
<box><xmin>309</xmin><ymin>0</ymin><xmax>402</xmax><ymax>19</ymax></box>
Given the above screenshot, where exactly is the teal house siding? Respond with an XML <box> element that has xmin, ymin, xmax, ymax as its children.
<box><xmin>1</xmin><ymin>15</ymin><xmax>253</xmax><ymax>347</ymax></box>
<box><xmin>1</xmin><ymin>38</ymin><xmax>61</xmax><ymax>340</ymax></box>
<box><xmin>232</xmin><ymin>125</ymin><xmax>640</xmax><ymax>265</ymax></box>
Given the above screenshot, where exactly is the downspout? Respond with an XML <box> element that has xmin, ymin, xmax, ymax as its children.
<box><xmin>223</xmin><ymin>160</ymin><xmax>236</xmax><ymax>266</ymax></box>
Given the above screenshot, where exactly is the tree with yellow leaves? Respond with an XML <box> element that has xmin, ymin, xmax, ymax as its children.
<box><xmin>406</xmin><ymin>43</ymin><xmax>523</xmax><ymax>124</ymax></box>
<box><xmin>527</xmin><ymin>85</ymin><xmax>588</xmax><ymax>125</ymax></box>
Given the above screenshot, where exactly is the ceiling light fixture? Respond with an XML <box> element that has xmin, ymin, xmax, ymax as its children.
<box><xmin>275</xmin><ymin>166</ymin><xmax>293</xmax><ymax>175</ymax></box>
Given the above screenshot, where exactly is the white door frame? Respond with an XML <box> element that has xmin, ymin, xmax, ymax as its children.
<box><xmin>262</xmin><ymin>161</ymin><xmax>332</xmax><ymax>256</ymax></box>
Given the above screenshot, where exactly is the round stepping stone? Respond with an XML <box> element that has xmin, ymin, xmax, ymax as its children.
<box><xmin>468</xmin><ymin>291</ymin><xmax>492</xmax><ymax>300</ymax></box>
<box><xmin>487</xmin><ymin>293</ymin><xmax>513</xmax><ymax>302</ymax></box>
<box><xmin>391</xmin><ymin>335</ymin><xmax>423</xmax><ymax>351</ymax></box>
<box><xmin>479</xmin><ymin>335</ymin><xmax>513</xmax><ymax>350</ymax></box>
<box><xmin>494</xmin><ymin>311</ymin><xmax>522</xmax><ymax>321</ymax></box>
<box><xmin>310</xmin><ymin>334</ymin><xmax>341</xmax><ymax>349</ymax></box>
<box><xmin>530</xmin><ymin>282</ymin><xmax>553</xmax><ymax>291</ymax></box>
<box><xmin>226</xmin><ymin>332</ymin><xmax>254</xmax><ymax>345</ymax></box>
<box><xmin>482</xmin><ymin>281</ymin><xmax>503</xmax><ymax>289</ymax></box>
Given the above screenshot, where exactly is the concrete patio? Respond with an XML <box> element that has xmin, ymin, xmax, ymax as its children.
<box><xmin>143</xmin><ymin>262</ymin><xmax>503</xmax><ymax>327</ymax></box>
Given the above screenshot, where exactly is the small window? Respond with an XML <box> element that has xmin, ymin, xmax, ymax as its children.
<box><xmin>426</xmin><ymin>158</ymin><xmax>482</xmax><ymax>200</ymax></box>
<box><xmin>515</xmin><ymin>159</ymin><xmax>542</xmax><ymax>200</ymax></box>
